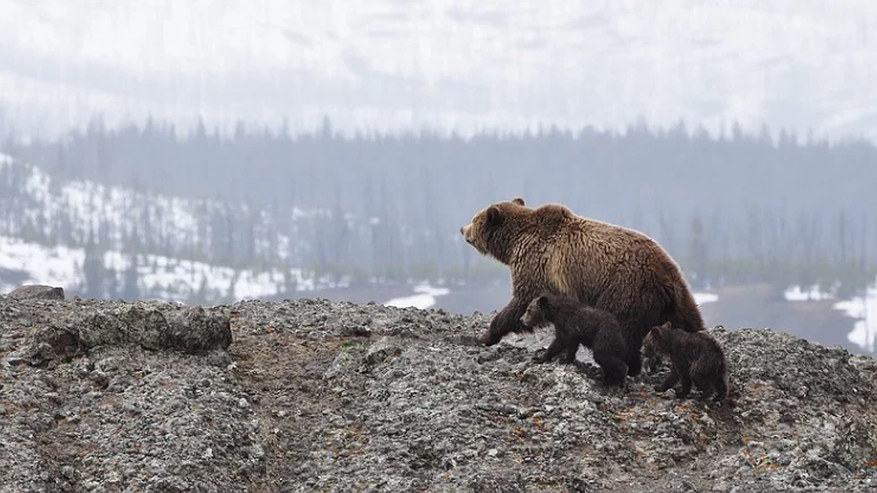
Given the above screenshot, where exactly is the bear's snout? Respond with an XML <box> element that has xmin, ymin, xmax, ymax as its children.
<box><xmin>460</xmin><ymin>223</ymin><xmax>473</xmax><ymax>242</ymax></box>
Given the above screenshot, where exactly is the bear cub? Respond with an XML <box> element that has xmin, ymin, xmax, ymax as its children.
<box><xmin>642</xmin><ymin>322</ymin><xmax>729</xmax><ymax>401</ymax></box>
<box><xmin>520</xmin><ymin>292</ymin><xmax>628</xmax><ymax>387</ymax></box>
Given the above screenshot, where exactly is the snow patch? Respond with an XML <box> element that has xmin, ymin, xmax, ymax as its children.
<box><xmin>0</xmin><ymin>236</ymin><xmax>84</xmax><ymax>292</ymax></box>
<box><xmin>384</xmin><ymin>283</ymin><xmax>451</xmax><ymax>310</ymax></box>
<box><xmin>784</xmin><ymin>284</ymin><xmax>836</xmax><ymax>301</ymax></box>
<box><xmin>0</xmin><ymin>235</ymin><xmax>339</xmax><ymax>303</ymax></box>
<box><xmin>693</xmin><ymin>292</ymin><xmax>719</xmax><ymax>305</ymax></box>
<box><xmin>834</xmin><ymin>284</ymin><xmax>877</xmax><ymax>354</ymax></box>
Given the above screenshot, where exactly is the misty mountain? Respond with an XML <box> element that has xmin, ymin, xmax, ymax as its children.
<box><xmin>1</xmin><ymin>0</ymin><xmax>876</xmax><ymax>144</ymax></box>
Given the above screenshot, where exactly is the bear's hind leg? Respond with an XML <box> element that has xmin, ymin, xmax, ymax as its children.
<box><xmin>562</xmin><ymin>343</ymin><xmax>579</xmax><ymax>364</ymax></box>
<box><xmin>594</xmin><ymin>353</ymin><xmax>628</xmax><ymax>387</ymax></box>
<box><xmin>692</xmin><ymin>373</ymin><xmax>715</xmax><ymax>400</ymax></box>
<box><xmin>714</xmin><ymin>376</ymin><xmax>728</xmax><ymax>401</ymax></box>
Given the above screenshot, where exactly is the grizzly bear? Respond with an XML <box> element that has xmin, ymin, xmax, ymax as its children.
<box><xmin>520</xmin><ymin>292</ymin><xmax>628</xmax><ymax>387</ymax></box>
<box><xmin>460</xmin><ymin>197</ymin><xmax>705</xmax><ymax>376</ymax></box>
<box><xmin>642</xmin><ymin>321</ymin><xmax>728</xmax><ymax>401</ymax></box>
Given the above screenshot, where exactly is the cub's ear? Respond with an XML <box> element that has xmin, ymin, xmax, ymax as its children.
<box><xmin>512</xmin><ymin>197</ymin><xmax>525</xmax><ymax>206</ymax></box>
<box><xmin>647</xmin><ymin>323</ymin><xmax>666</xmax><ymax>334</ymax></box>
<box><xmin>536</xmin><ymin>295</ymin><xmax>549</xmax><ymax>309</ymax></box>
<box><xmin>486</xmin><ymin>205</ymin><xmax>503</xmax><ymax>225</ymax></box>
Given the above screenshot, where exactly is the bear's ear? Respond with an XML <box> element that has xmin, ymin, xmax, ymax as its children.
<box><xmin>537</xmin><ymin>295</ymin><xmax>549</xmax><ymax>309</ymax></box>
<box><xmin>512</xmin><ymin>197</ymin><xmax>525</xmax><ymax>206</ymax></box>
<box><xmin>648</xmin><ymin>323</ymin><xmax>666</xmax><ymax>335</ymax></box>
<box><xmin>486</xmin><ymin>205</ymin><xmax>503</xmax><ymax>225</ymax></box>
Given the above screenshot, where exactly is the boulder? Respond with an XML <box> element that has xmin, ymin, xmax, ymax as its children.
<box><xmin>6</xmin><ymin>284</ymin><xmax>65</xmax><ymax>300</ymax></box>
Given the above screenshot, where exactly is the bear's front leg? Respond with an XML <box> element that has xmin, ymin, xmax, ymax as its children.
<box><xmin>675</xmin><ymin>372</ymin><xmax>693</xmax><ymax>399</ymax></box>
<box><xmin>482</xmin><ymin>297</ymin><xmax>530</xmax><ymax>346</ymax></box>
<box><xmin>655</xmin><ymin>366</ymin><xmax>679</xmax><ymax>393</ymax></box>
<box><xmin>534</xmin><ymin>337</ymin><xmax>565</xmax><ymax>363</ymax></box>
<box><xmin>559</xmin><ymin>330</ymin><xmax>580</xmax><ymax>364</ymax></box>
<box><xmin>562</xmin><ymin>344</ymin><xmax>579</xmax><ymax>364</ymax></box>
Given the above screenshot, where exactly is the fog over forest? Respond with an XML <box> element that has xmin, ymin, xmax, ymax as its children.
<box><xmin>1</xmin><ymin>1</ymin><xmax>876</xmax><ymax>358</ymax></box>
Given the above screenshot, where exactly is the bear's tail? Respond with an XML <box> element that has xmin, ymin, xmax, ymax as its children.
<box><xmin>661</xmin><ymin>282</ymin><xmax>706</xmax><ymax>332</ymax></box>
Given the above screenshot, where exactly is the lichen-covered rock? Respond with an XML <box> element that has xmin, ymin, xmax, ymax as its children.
<box><xmin>6</xmin><ymin>284</ymin><xmax>65</xmax><ymax>300</ymax></box>
<box><xmin>3</xmin><ymin>301</ymin><xmax>233</xmax><ymax>366</ymax></box>
<box><xmin>162</xmin><ymin>305</ymin><xmax>233</xmax><ymax>353</ymax></box>
<box><xmin>0</xmin><ymin>296</ymin><xmax>875</xmax><ymax>492</ymax></box>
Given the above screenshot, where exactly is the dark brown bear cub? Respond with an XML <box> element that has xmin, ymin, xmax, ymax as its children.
<box><xmin>520</xmin><ymin>292</ymin><xmax>628</xmax><ymax>387</ymax></box>
<box><xmin>642</xmin><ymin>322</ymin><xmax>728</xmax><ymax>401</ymax></box>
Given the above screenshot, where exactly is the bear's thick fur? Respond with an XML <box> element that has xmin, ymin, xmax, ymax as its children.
<box><xmin>460</xmin><ymin>197</ymin><xmax>705</xmax><ymax>376</ymax></box>
<box><xmin>520</xmin><ymin>292</ymin><xmax>628</xmax><ymax>387</ymax></box>
<box><xmin>642</xmin><ymin>322</ymin><xmax>728</xmax><ymax>401</ymax></box>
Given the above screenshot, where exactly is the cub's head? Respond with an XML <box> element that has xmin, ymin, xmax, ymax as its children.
<box><xmin>460</xmin><ymin>197</ymin><xmax>527</xmax><ymax>264</ymax></box>
<box><xmin>520</xmin><ymin>294</ymin><xmax>552</xmax><ymax>329</ymax></box>
<box><xmin>642</xmin><ymin>321</ymin><xmax>674</xmax><ymax>359</ymax></box>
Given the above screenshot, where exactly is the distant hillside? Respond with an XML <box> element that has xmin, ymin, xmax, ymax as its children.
<box><xmin>0</xmin><ymin>153</ymin><xmax>407</xmax><ymax>303</ymax></box>
<box><xmin>0</xmin><ymin>235</ymin><xmax>326</xmax><ymax>304</ymax></box>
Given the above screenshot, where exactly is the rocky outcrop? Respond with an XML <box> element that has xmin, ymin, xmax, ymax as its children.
<box><xmin>0</xmin><ymin>297</ymin><xmax>875</xmax><ymax>492</ymax></box>
<box><xmin>3</xmin><ymin>300</ymin><xmax>232</xmax><ymax>368</ymax></box>
<box><xmin>6</xmin><ymin>284</ymin><xmax>66</xmax><ymax>301</ymax></box>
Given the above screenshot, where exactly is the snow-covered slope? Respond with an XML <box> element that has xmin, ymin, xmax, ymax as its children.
<box><xmin>0</xmin><ymin>152</ymin><xmax>198</xmax><ymax>248</ymax></box>
<box><xmin>0</xmin><ymin>152</ymin><xmax>361</xmax><ymax>302</ymax></box>
<box><xmin>0</xmin><ymin>235</ymin><xmax>334</xmax><ymax>302</ymax></box>
<box><xmin>0</xmin><ymin>152</ymin><xmax>338</xmax><ymax>261</ymax></box>
<box><xmin>1</xmin><ymin>0</ymin><xmax>875</xmax><ymax>142</ymax></box>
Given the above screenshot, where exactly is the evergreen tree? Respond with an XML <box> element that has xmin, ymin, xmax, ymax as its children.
<box><xmin>82</xmin><ymin>230</ymin><xmax>105</xmax><ymax>299</ymax></box>
<box><xmin>122</xmin><ymin>254</ymin><xmax>141</xmax><ymax>300</ymax></box>
<box><xmin>687</xmin><ymin>216</ymin><xmax>708</xmax><ymax>289</ymax></box>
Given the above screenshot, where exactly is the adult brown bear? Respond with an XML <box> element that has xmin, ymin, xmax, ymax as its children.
<box><xmin>460</xmin><ymin>197</ymin><xmax>705</xmax><ymax>376</ymax></box>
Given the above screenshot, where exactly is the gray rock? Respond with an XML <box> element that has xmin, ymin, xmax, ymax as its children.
<box><xmin>14</xmin><ymin>302</ymin><xmax>234</xmax><ymax>365</ymax></box>
<box><xmin>6</xmin><ymin>284</ymin><xmax>65</xmax><ymax>300</ymax></box>
<box><xmin>364</xmin><ymin>337</ymin><xmax>402</xmax><ymax>366</ymax></box>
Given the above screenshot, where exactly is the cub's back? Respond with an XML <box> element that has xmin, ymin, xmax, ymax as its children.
<box><xmin>550</xmin><ymin>295</ymin><xmax>622</xmax><ymax>339</ymax></box>
<box><xmin>694</xmin><ymin>331</ymin><xmax>726</xmax><ymax>360</ymax></box>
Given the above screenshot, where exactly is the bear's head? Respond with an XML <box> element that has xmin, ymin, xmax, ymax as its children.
<box><xmin>642</xmin><ymin>321</ymin><xmax>674</xmax><ymax>359</ymax></box>
<box><xmin>460</xmin><ymin>197</ymin><xmax>528</xmax><ymax>263</ymax></box>
<box><xmin>520</xmin><ymin>293</ymin><xmax>553</xmax><ymax>329</ymax></box>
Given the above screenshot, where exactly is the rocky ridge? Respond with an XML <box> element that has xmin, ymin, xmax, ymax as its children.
<box><xmin>1</xmin><ymin>294</ymin><xmax>876</xmax><ymax>492</ymax></box>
